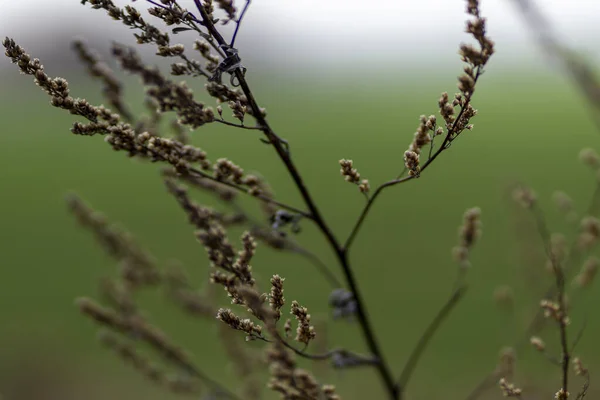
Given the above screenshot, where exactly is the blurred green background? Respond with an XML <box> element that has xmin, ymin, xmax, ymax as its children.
<box><xmin>1</xmin><ymin>40</ymin><xmax>600</xmax><ymax>400</ymax></box>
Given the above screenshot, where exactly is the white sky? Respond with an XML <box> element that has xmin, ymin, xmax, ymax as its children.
<box><xmin>1</xmin><ymin>0</ymin><xmax>599</xmax><ymax>73</ymax></box>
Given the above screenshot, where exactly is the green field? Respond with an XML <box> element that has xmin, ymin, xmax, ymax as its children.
<box><xmin>1</xmin><ymin>63</ymin><xmax>599</xmax><ymax>399</ymax></box>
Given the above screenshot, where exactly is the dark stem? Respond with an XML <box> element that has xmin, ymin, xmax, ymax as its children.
<box><xmin>343</xmin><ymin>176</ymin><xmax>413</xmax><ymax>251</ymax></box>
<box><xmin>193</xmin><ymin>1</ymin><xmax>399</xmax><ymax>397</ymax></box>
<box><xmin>336</xmin><ymin>250</ymin><xmax>399</xmax><ymax>398</ymax></box>
<box><xmin>214</xmin><ymin>119</ymin><xmax>262</xmax><ymax>130</ymax></box>
<box><xmin>253</xmin><ymin>327</ymin><xmax>378</xmax><ymax>365</ymax></box>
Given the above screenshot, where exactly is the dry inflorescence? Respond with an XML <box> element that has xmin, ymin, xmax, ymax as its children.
<box><xmin>4</xmin><ymin>0</ymin><xmax>599</xmax><ymax>399</ymax></box>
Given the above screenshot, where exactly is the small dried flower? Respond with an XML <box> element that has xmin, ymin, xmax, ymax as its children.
<box><xmin>269</xmin><ymin>275</ymin><xmax>285</xmax><ymax>320</ymax></box>
<box><xmin>529</xmin><ymin>336</ymin><xmax>545</xmax><ymax>352</ymax></box>
<box><xmin>214</xmin><ymin>158</ymin><xmax>245</xmax><ymax>184</ymax></box>
<box><xmin>499</xmin><ymin>377</ymin><xmax>522</xmax><ymax>397</ymax></box>
<box><xmin>232</xmin><ymin>232</ymin><xmax>256</xmax><ymax>286</ymax></box>
<box><xmin>322</xmin><ymin>384</ymin><xmax>341</xmax><ymax>400</ymax></box>
<box><xmin>407</xmin><ymin>115</ymin><xmax>433</xmax><ymax>155</ymax></box>
<box><xmin>338</xmin><ymin>159</ymin><xmax>370</xmax><ymax>194</ymax></box>
<box><xmin>573</xmin><ymin>357</ymin><xmax>588</xmax><ymax>376</ymax></box>
<box><xmin>540</xmin><ymin>299</ymin><xmax>569</xmax><ymax>325</ymax></box>
<box><xmin>513</xmin><ymin>186</ymin><xmax>537</xmax><ymax>209</ymax></box>
<box><xmin>283</xmin><ymin>319</ymin><xmax>292</xmax><ymax>338</ymax></box>
<box><xmin>452</xmin><ymin>207</ymin><xmax>482</xmax><ymax>267</ymax></box>
<box><xmin>439</xmin><ymin>92</ymin><xmax>456</xmax><ymax>126</ymax></box>
<box><xmin>574</xmin><ymin>256</ymin><xmax>599</xmax><ymax>288</ymax></box>
<box><xmin>404</xmin><ymin>151</ymin><xmax>420</xmax><ymax>176</ymax></box>
<box><xmin>359</xmin><ymin>179</ymin><xmax>370</xmax><ymax>194</ymax></box>
<box><xmin>578</xmin><ymin>216</ymin><xmax>600</xmax><ymax>250</ymax></box>
<box><xmin>579</xmin><ymin>148</ymin><xmax>600</xmax><ymax>168</ymax></box>
<box><xmin>215</xmin><ymin>0</ymin><xmax>237</xmax><ymax>22</ymax></box>
<box><xmin>493</xmin><ymin>285</ymin><xmax>514</xmax><ymax>310</ymax></box>
<box><xmin>290</xmin><ymin>300</ymin><xmax>316</xmax><ymax>345</ymax></box>
<box><xmin>553</xmin><ymin>191</ymin><xmax>574</xmax><ymax>214</ymax></box>
<box><xmin>229</xmin><ymin>100</ymin><xmax>246</xmax><ymax>122</ymax></box>
<box><xmin>555</xmin><ymin>388</ymin><xmax>569</xmax><ymax>400</ymax></box>
<box><xmin>156</xmin><ymin>44</ymin><xmax>185</xmax><ymax>57</ymax></box>
<box><xmin>339</xmin><ymin>159</ymin><xmax>361</xmax><ymax>184</ymax></box>
<box><xmin>546</xmin><ymin>233</ymin><xmax>567</xmax><ymax>273</ymax></box>
<box><xmin>216</xmin><ymin>308</ymin><xmax>263</xmax><ymax>339</ymax></box>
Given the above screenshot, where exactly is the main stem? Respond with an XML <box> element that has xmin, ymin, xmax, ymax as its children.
<box><xmin>192</xmin><ymin>2</ymin><xmax>399</xmax><ymax>398</ymax></box>
<box><xmin>236</xmin><ymin>70</ymin><xmax>400</xmax><ymax>400</ymax></box>
<box><xmin>237</xmin><ymin>69</ymin><xmax>400</xmax><ymax>400</ymax></box>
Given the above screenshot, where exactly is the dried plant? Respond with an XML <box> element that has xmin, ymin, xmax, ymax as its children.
<box><xmin>3</xmin><ymin>0</ymin><xmax>599</xmax><ymax>399</ymax></box>
<box><xmin>465</xmin><ymin>0</ymin><xmax>600</xmax><ymax>399</ymax></box>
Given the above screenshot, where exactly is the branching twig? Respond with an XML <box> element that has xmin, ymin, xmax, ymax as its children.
<box><xmin>192</xmin><ymin>1</ymin><xmax>399</xmax><ymax>397</ymax></box>
<box><xmin>185</xmin><ymin>166</ymin><xmax>311</xmax><ymax>218</ymax></box>
<box><xmin>214</xmin><ymin>119</ymin><xmax>262</xmax><ymax>130</ymax></box>
<box><xmin>344</xmin><ymin>70</ymin><xmax>483</xmax><ymax>252</ymax></box>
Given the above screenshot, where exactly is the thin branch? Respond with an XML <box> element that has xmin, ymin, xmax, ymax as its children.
<box><xmin>570</xmin><ymin>314</ymin><xmax>588</xmax><ymax>353</ymax></box>
<box><xmin>214</xmin><ymin>118</ymin><xmax>263</xmax><ymax>130</ymax></box>
<box><xmin>230</xmin><ymin>0</ymin><xmax>251</xmax><ymax>48</ymax></box>
<box><xmin>253</xmin><ymin>330</ymin><xmax>372</xmax><ymax>365</ymax></box>
<box><xmin>344</xmin><ymin>69</ymin><xmax>483</xmax><ymax>253</ymax></box>
<box><xmin>575</xmin><ymin>373</ymin><xmax>590</xmax><ymax>400</ymax></box>
<box><xmin>396</xmin><ymin>285</ymin><xmax>468</xmax><ymax>391</ymax></box>
<box><xmin>277</xmin><ymin>335</ymin><xmax>372</xmax><ymax>365</ymax></box>
<box><xmin>185</xmin><ymin>166</ymin><xmax>311</xmax><ymax>218</ymax></box>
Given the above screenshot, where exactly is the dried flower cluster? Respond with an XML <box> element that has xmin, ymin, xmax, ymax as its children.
<box><xmin>578</xmin><ymin>216</ymin><xmax>600</xmax><ymax>250</ymax></box>
<box><xmin>512</xmin><ymin>186</ymin><xmax>537</xmax><ymax>209</ymax></box>
<box><xmin>452</xmin><ymin>207</ymin><xmax>482</xmax><ymax>268</ymax></box>
<box><xmin>540</xmin><ymin>299</ymin><xmax>570</xmax><ymax>326</ymax></box>
<box><xmin>13</xmin><ymin>0</ymin><xmax>599</xmax><ymax>400</ymax></box>
<box><xmin>553</xmin><ymin>191</ymin><xmax>577</xmax><ymax>222</ymax></box>
<box><xmin>498</xmin><ymin>377</ymin><xmax>522</xmax><ymax>398</ymax></box>
<box><xmin>498</xmin><ymin>169</ymin><xmax>600</xmax><ymax>400</ymax></box>
<box><xmin>290</xmin><ymin>300</ymin><xmax>316</xmax><ymax>345</ymax></box>
<box><xmin>339</xmin><ymin>159</ymin><xmax>370</xmax><ymax>194</ymax></box>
